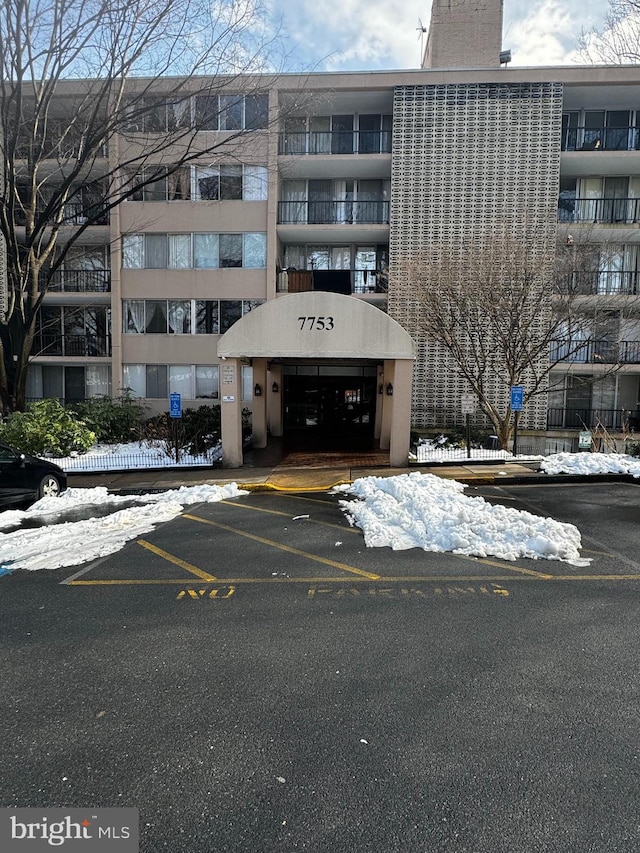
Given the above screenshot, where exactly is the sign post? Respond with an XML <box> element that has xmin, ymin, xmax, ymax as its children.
<box><xmin>169</xmin><ymin>393</ymin><xmax>182</xmax><ymax>460</ymax></box>
<box><xmin>510</xmin><ymin>386</ymin><xmax>524</xmax><ymax>456</ymax></box>
<box><xmin>460</xmin><ymin>394</ymin><xmax>476</xmax><ymax>458</ymax></box>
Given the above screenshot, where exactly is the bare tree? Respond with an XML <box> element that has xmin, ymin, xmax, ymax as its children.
<box><xmin>402</xmin><ymin>232</ymin><xmax>640</xmax><ymax>449</ymax></box>
<box><xmin>0</xmin><ymin>0</ymin><xmax>295</xmax><ymax>412</ymax></box>
<box><xmin>578</xmin><ymin>0</ymin><xmax>640</xmax><ymax>64</ymax></box>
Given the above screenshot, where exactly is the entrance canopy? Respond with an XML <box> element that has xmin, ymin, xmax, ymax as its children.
<box><xmin>217</xmin><ymin>292</ymin><xmax>415</xmax><ymax>360</ymax></box>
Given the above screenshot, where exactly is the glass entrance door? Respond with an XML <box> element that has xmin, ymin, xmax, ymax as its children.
<box><xmin>283</xmin><ymin>373</ymin><xmax>376</xmax><ymax>449</ymax></box>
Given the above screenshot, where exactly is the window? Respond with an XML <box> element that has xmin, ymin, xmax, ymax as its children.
<box><xmin>196</xmin><ymin>301</ymin><xmax>219</xmax><ymax>334</ymax></box>
<box><xmin>146</xmin><ymin>364</ymin><xmax>168</xmax><ymax>398</ymax></box>
<box><xmin>219</xmin><ymin>95</ymin><xmax>243</xmax><ymax>130</ymax></box>
<box><xmin>168</xmin><ymin>234</ymin><xmax>191</xmax><ymax>269</ymax></box>
<box><xmin>195</xmin><ymin>93</ymin><xmax>268</xmax><ymax>131</ymax></box>
<box><xmin>122</xmin><ymin>233</ymin><xmax>267</xmax><ymax>269</ymax></box>
<box><xmin>220</xmin><ymin>301</ymin><xmax>242</xmax><ymax>333</ymax></box>
<box><xmin>26</xmin><ymin>365</ymin><xmax>111</xmax><ymax>402</ymax></box>
<box><xmin>193</xmin><ymin>165</ymin><xmax>266</xmax><ymax>201</ymax></box>
<box><xmin>244</xmin><ymin>94</ymin><xmax>269</xmax><ymax>129</ymax></box>
<box><xmin>243</xmin><ymin>165</ymin><xmax>268</xmax><ymax>201</ymax></box>
<box><xmin>193</xmin><ymin>233</ymin><xmax>219</xmax><ymax>269</ymax></box>
<box><xmin>219</xmin><ymin>234</ymin><xmax>243</xmax><ymax>268</ymax></box>
<box><xmin>241</xmin><ymin>365</ymin><xmax>254</xmax><ymax>401</ymax></box>
<box><xmin>196</xmin><ymin>366</ymin><xmax>219</xmax><ymax>398</ymax></box>
<box><xmin>169</xmin><ymin>365</ymin><xmax>193</xmax><ymax>397</ymax></box>
<box><xmin>220</xmin><ymin>166</ymin><xmax>243</xmax><ymax>199</ymax></box>
<box><xmin>122</xmin><ymin>235</ymin><xmax>144</xmax><ymax>268</ymax></box>
<box><xmin>123</xmin><ymin>364</ymin><xmax>146</xmax><ymax>397</ymax></box>
<box><xmin>168</xmin><ymin>301</ymin><xmax>191</xmax><ymax>334</ymax></box>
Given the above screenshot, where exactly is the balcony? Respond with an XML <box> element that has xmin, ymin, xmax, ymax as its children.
<box><xmin>561</xmin><ymin>125</ymin><xmax>640</xmax><ymax>152</ymax></box>
<box><xmin>277</xmin><ymin>268</ymin><xmax>388</xmax><ymax>296</ymax></box>
<box><xmin>15</xmin><ymin>201</ymin><xmax>109</xmax><ymax>227</ymax></box>
<box><xmin>547</xmin><ymin>408</ymin><xmax>629</xmax><ymax>430</ymax></box>
<box><xmin>558</xmin><ymin>196</ymin><xmax>640</xmax><ymax>225</ymax></box>
<box><xmin>550</xmin><ymin>339</ymin><xmax>640</xmax><ymax>364</ymax></box>
<box><xmin>278</xmin><ymin>200</ymin><xmax>389</xmax><ymax>226</ymax></box>
<box><xmin>46</xmin><ymin>269</ymin><xmax>111</xmax><ymax>293</ymax></box>
<box><xmin>555</xmin><ymin>271</ymin><xmax>640</xmax><ymax>296</ymax></box>
<box><xmin>279</xmin><ymin>130</ymin><xmax>392</xmax><ymax>156</ymax></box>
<box><xmin>35</xmin><ymin>333</ymin><xmax>111</xmax><ymax>357</ymax></box>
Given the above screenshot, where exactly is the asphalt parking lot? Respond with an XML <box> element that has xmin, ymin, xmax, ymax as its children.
<box><xmin>1</xmin><ymin>481</ymin><xmax>640</xmax><ymax>852</ymax></box>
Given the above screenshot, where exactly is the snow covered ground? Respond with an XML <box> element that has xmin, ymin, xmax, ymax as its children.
<box><xmin>50</xmin><ymin>441</ymin><xmax>221</xmax><ymax>472</ymax></box>
<box><xmin>1</xmin><ymin>450</ymin><xmax>636</xmax><ymax>574</ymax></box>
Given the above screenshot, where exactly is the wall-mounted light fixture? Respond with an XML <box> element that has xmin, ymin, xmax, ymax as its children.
<box><xmin>386</xmin><ymin>383</ymin><xmax>393</xmax><ymax>396</ymax></box>
<box><xmin>254</xmin><ymin>383</ymin><xmax>262</xmax><ymax>397</ymax></box>
<box><xmin>378</xmin><ymin>384</ymin><xmax>384</xmax><ymax>395</ymax></box>
<box><xmin>272</xmin><ymin>381</ymin><xmax>279</xmax><ymax>393</ymax></box>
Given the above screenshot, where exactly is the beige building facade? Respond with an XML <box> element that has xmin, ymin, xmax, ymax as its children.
<box><xmin>25</xmin><ymin>0</ymin><xmax>640</xmax><ymax>464</ymax></box>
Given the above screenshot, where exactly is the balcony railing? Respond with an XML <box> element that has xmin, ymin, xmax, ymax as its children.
<box><xmin>277</xmin><ymin>268</ymin><xmax>388</xmax><ymax>295</ymax></box>
<box><xmin>555</xmin><ymin>271</ymin><xmax>640</xmax><ymax>296</ymax></box>
<box><xmin>561</xmin><ymin>125</ymin><xmax>640</xmax><ymax>152</ymax></box>
<box><xmin>550</xmin><ymin>339</ymin><xmax>640</xmax><ymax>364</ymax></box>
<box><xmin>547</xmin><ymin>408</ymin><xmax>629</xmax><ymax>430</ymax></box>
<box><xmin>558</xmin><ymin>196</ymin><xmax>640</xmax><ymax>224</ymax></box>
<box><xmin>15</xmin><ymin>202</ymin><xmax>109</xmax><ymax>227</ymax></box>
<box><xmin>35</xmin><ymin>333</ymin><xmax>111</xmax><ymax>357</ymax></box>
<box><xmin>47</xmin><ymin>269</ymin><xmax>111</xmax><ymax>292</ymax></box>
<box><xmin>278</xmin><ymin>200</ymin><xmax>389</xmax><ymax>225</ymax></box>
<box><xmin>279</xmin><ymin>130</ymin><xmax>392</xmax><ymax>155</ymax></box>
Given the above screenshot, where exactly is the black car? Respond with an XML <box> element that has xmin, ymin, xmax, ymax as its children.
<box><xmin>0</xmin><ymin>443</ymin><xmax>68</xmax><ymax>507</ymax></box>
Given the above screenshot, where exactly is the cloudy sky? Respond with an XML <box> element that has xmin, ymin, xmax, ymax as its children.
<box><xmin>269</xmin><ymin>0</ymin><xmax>609</xmax><ymax>72</ymax></box>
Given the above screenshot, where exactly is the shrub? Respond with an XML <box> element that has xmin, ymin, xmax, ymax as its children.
<box><xmin>142</xmin><ymin>405</ymin><xmax>221</xmax><ymax>457</ymax></box>
<box><xmin>72</xmin><ymin>393</ymin><xmax>147</xmax><ymax>443</ymax></box>
<box><xmin>0</xmin><ymin>399</ymin><xmax>95</xmax><ymax>456</ymax></box>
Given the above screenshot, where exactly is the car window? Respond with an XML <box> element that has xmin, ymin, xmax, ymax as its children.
<box><xmin>0</xmin><ymin>447</ymin><xmax>17</xmax><ymax>463</ymax></box>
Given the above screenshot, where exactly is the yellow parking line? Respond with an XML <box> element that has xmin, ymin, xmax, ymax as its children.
<box><xmin>63</xmin><ymin>573</ymin><xmax>640</xmax><ymax>586</ymax></box>
<box><xmin>467</xmin><ymin>555</ymin><xmax>554</xmax><ymax>579</ymax></box>
<box><xmin>183</xmin><ymin>513</ymin><xmax>380</xmax><ymax>580</ymax></box>
<box><xmin>221</xmin><ymin>500</ymin><xmax>359</xmax><ymax>534</ymax></box>
<box><xmin>137</xmin><ymin>540</ymin><xmax>217</xmax><ymax>581</ymax></box>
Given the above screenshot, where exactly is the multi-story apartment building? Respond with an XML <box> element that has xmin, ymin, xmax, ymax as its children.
<box><xmin>21</xmin><ymin>0</ymin><xmax>640</xmax><ymax>466</ymax></box>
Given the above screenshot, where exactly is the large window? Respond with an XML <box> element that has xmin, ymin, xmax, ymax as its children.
<box><xmin>126</xmin><ymin>167</ymin><xmax>191</xmax><ymax>201</ymax></box>
<box><xmin>123</xmin><ymin>364</ymin><xmax>220</xmax><ymax>399</ymax></box>
<box><xmin>26</xmin><ymin>364</ymin><xmax>111</xmax><ymax>403</ymax></box>
<box><xmin>124</xmin><ymin>299</ymin><xmax>263</xmax><ymax>334</ymax></box>
<box><xmin>194</xmin><ymin>93</ymin><xmax>268</xmax><ymax>131</ymax></box>
<box><xmin>192</xmin><ymin>165</ymin><xmax>267</xmax><ymax>201</ymax></box>
<box><xmin>122</xmin><ymin>233</ymin><xmax>267</xmax><ymax>269</ymax></box>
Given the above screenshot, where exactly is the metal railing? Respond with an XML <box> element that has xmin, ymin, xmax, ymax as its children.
<box><xmin>35</xmin><ymin>333</ymin><xmax>111</xmax><ymax>357</ymax></box>
<box><xmin>561</xmin><ymin>125</ymin><xmax>640</xmax><ymax>152</ymax></box>
<box><xmin>558</xmin><ymin>196</ymin><xmax>640</xmax><ymax>224</ymax></box>
<box><xmin>15</xmin><ymin>202</ymin><xmax>109</xmax><ymax>227</ymax></box>
<box><xmin>277</xmin><ymin>268</ymin><xmax>388</xmax><ymax>295</ymax></box>
<box><xmin>278</xmin><ymin>200</ymin><xmax>390</xmax><ymax>225</ymax></box>
<box><xmin>550</xmin><ymin>339</ymin><xmax>640</xmax><ymax>364</ymax></box>
<box><xmin>547</xmin><ymin>408</ymin><xmax>629</xmax><ymax>430</ymax></box>
<box><xmin>47</xmin><ymin>269</ymin><xmax>111</xmax><ymax>292</ymax></box>
<box><xmin>555</xmin><ymin>271</ymin><xmax>640</xmax><ymax>296</ymax></box>
<box><xmin>279</xmin><ymin>130</ymin><xmax>392</xmax><ymax>155</ymax></box>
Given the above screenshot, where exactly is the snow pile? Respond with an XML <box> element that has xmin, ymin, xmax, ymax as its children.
<box><xmin>335</xmin><ymin>472</ymin><xmax>589</xmax><ymax>566</ymax></box>
<box><xmin>0</xmin><ymin>483</ymin><xmax>247</xmax><ymax>572</ymax></box>
<box><xmin>541</xmin><ymin>452</ymin><xmax>640</xmax><ymax>478</ymax></box>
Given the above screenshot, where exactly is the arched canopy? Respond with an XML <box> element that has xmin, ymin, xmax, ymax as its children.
<box><xmin>217</xmin><ymin>292</ymin><xmax>415</xmax><ymax>359</ymax></box>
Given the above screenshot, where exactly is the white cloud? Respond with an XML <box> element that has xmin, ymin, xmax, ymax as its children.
<box><xmin>270</xmin><ymin>0</ymin><xmax>608</xmax><ymax>71</ymax></box>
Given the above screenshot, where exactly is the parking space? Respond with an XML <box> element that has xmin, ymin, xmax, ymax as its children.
<box><xmin>4</xmin><ymin>480</ymin><xmax>640</xmax><ymax>853</ymax></box>
<box><xmin>60</xmin><ymin>481</ymin><xmax>640</xmax><ymax>596</ymax></box>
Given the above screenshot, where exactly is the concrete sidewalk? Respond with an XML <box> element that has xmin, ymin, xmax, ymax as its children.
<box><xmin>67</xmin><ymin>458</ymin><xmax>549</xmax><ymax>494</ymax></box>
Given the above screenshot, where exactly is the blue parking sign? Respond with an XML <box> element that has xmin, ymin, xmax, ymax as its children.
<box><xmin>510</xmin><ymin>386</ymin><xmax>524</xmax><ymax>411</ymax></box>
<box><xmin>169</xmin><ymin>392</ymin><xmax>182</xmax><ymax>418</ymax></box>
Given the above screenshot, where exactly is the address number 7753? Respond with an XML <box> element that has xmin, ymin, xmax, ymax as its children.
<box><xmin>297</xmin><ymin>316</ymin><xmax>334</xmax><ymax>330</ymax></box>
